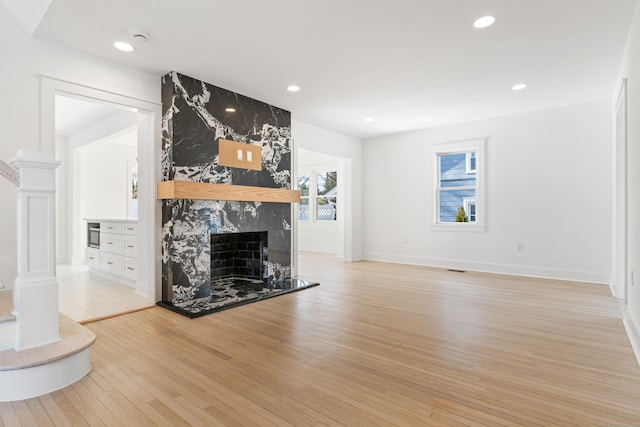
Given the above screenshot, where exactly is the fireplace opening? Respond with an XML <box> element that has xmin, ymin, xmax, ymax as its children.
<box><xmin>210</xmin><ymin>231</ymin><xmax>268</xmax><ymax>283</ymax></box>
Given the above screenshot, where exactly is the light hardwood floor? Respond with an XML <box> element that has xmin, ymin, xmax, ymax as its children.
<box><xmin>57</xmin><ymin>264</ymin><xmax>153</xmax><ymax>323</ymax></box>
<box><xmin>2</xmin><ymin>252</ymin><xmax>640</xmax><ymax>426</ymax></box>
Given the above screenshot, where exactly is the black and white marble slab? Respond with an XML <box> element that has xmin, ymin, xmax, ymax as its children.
<box><xmin>157</xmin><ymin>278</ymin><xmax>319</xmax><ymax>318</ymax></box>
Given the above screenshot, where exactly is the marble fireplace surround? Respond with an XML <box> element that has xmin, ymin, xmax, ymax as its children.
<box><xmin>157</xmin><ymin>181</ymin><xmax>319</xmax><ymax>318</ymax></box>
<box><xmin>160</xmin><ymin>71</ymin><xmax>318</xmax><ymax>318</ymax></box>
<box><xmin>157</xmin><ymin>182</ymin><xmax>300</xmax><ymax>284</ymax></box>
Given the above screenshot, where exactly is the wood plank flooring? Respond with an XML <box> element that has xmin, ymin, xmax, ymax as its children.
<box><xmin>57</xmin><ymin>264</ymin><xmax>153</xmax><ymax>323</ymax></box>
<box><xmin>2</xmin><ymin>252</ymin><xmax>640</xmax><ymax>426</ymax></box>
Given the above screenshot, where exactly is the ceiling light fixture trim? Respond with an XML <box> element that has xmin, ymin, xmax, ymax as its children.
<box><xmin>113</xmin><ymin>41</ymin><xmax>135</xmax><ymax>52</ymax></box>
<box><xmin>473</xmin><ymin>16</ymin><xmax>496</xmax><ymax>29</ymax></box>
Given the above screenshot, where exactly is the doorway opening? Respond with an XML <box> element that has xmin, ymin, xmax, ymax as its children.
<box><xmin>614</xmin><ymin>78</ymin><xmax>628</xmax><ymax>302</ymax></box>
<box><xmin>54</xmin><ymin>95</ymin><xmax>149</xmax><ymax>321</ymax></box>
<box><xmin>296</xmin><ymin>148</ymin><xmax>347</xmax><ymax>258</ymax></box>
<box><xmin>41</xmin><ymin>77</ymin><xmax>162</xmax><ymax>323</ymax></box>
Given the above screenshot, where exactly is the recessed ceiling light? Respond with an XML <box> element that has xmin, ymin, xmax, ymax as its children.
<box><xmin>364</xmin><ymin>117</ymin><xmax>375</xmax><ymax>123</ymax></box>
<box><xmin>113</xmin><ymin>41</ymin><xmax>135</xmax><ymax>52</ymax></box>
<box><xmin>473</xmin><ymin>16</ymin><xmax>495</xmax><ymax>29</ymax></box>
<box><xmin>286</xmin><ymin>85</ymin><xmax>301</xmax><ymax>92</ymax></box>
<box><xmin>512</xmin><ymin>83</ymin><xmax>528</xmax><ymax>91</ymax></box>
<box><xmin>225</xmin><ymin>107</ymin><xmax>236</xmax><ymax>113</ymax></box>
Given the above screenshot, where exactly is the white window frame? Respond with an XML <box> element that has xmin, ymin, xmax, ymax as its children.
<box><xmin>431</xmin><ymin>139</ymin><xmax>486</xmax><ymax>232</ymax></box>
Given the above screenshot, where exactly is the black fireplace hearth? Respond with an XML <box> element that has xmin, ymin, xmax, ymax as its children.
<box><xmin>157</xmin><ymin>278</ymin><xmax>319</xmax><ymax>318</ymax></box>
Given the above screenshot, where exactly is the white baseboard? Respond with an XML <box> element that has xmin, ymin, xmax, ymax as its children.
<box><xmin>623</xmin><ymin>308</ymin><xmax>640</xmax><ymax>368</ymax></box>
<box><xmin>363</xmin><ymin>251</ymin><xmax>610</xmax><ymax>284</ymax></box>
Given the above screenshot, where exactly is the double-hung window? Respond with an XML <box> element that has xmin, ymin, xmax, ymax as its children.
<box><xmin>432</xmin><ymin>139</ymin><xmax>485</xmax><ymax>230</ymax></box>
<box><xmin>297</xmin><ymin>171</ymin><xmax>338</xmax><ymax>222</ymax></box>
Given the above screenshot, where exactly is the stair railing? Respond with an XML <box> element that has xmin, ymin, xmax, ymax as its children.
<box><xmin>0</xmin><ymin>159</ymin><xmax>19</xmax><ymax>187</ymax></box>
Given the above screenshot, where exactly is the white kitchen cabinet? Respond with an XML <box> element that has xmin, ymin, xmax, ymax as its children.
<box><xmin>84</xmin><ymin>219</ymin><xmax>138</xmax><ymax>287</ymax></box>
<box><xmin>85</xmin><ymin>247</ymin><xmax>100</xmax><ymax>269</ymax></box>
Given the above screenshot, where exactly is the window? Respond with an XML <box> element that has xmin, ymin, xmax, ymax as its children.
<box><xmin>432</xmin><ymin>139</ymin><xmax>485</xmax><ymax>230</ymax></box>
<box><xmin>297</xmin><ymin>171</ymin><xmax>338</xmax><ymax>222</ymax></box>
<box><xmin>316</xmin><ymin>171</ymin><xmax>337</xmax><ymax>221</ymax></box>
<box><xmin>297</xmin><ymin>175</ymin><xmax>310</xmax><ymax>221</ymax></box>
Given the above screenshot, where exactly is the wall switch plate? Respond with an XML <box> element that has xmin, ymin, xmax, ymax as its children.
<box><xmin>516</xmin><ymin>241</ymin><xmax>524</xmax><ymax>251</ymax></box>
<box><xmin>219</xmin><ymin>139</ymin><xmax>262</xmax><ymax>171</ymax></box>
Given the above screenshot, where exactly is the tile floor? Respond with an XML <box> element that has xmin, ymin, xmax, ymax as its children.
<box><xmin>57</xmin><ymin>264</ymin><xmax>153</xmax><ymax>322</ymax></box>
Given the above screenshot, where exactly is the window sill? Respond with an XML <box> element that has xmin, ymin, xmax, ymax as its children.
<box><xmin>298</xmin><ymin>221</ymin><xmax>339</xmax><ymax>227</ymax></box>
<box><xmin>430</xmin><ymin>223</ymin><xmax>486</xmax><ymax>233</ymax></box>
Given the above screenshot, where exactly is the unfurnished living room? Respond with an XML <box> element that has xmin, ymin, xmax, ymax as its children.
<box><xmin>1</xmin><ymin>0</ymin><xmax>640</xmax><ymax>425</ymax></box>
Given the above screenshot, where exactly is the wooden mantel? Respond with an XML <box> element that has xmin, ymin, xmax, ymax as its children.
<box><xmin>157</xmin><ymin>181</ymin><xmax>301</xmax><ymax>204</ymax></box>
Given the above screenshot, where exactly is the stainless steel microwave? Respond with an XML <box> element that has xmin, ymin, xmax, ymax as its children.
<box><xmin>88</xmin><ymin>225</ymin><xmax>100</xmax><ymax>249</ymax></box>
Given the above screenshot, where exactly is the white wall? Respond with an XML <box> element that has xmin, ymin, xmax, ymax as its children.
<box><xmin>363</xmin><ymin>100</ymin><xmax>613</xmax><ymax>283</ymax></box>
<box><xmin>55</xmin><ymin>109</ymin><xmax>138</xmax><ymax>264</ymax></box>
<box><xmin>0</xmin><ymin>6</ymin><xmax>158</xmax><ymax>288</ymax></box>
<box><xmin>616</xmin><ymin>1</ymin><xmax>640</xmax><ymax>337</ymax></box>
<box><xmin>80</xmin><ymin>139</ymin><xmax>136</xmax><ymax>219</ymax></box>
<box><xmin>292</xmin><ymin>119</ymin><xmax>363</xmax><ymax>261</ymax></box>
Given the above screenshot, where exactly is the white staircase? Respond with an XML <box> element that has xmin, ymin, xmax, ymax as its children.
<box><xmin>0</xmin><ymin>158</ymin><xmax>17</xmax><ymax>353</ymax></box>
<box><xmin>0</xmin><ymin>151</ymin><xmax>95</xmax><ymax>401</ymax></box>
<box><xmin>0</xmin><ymin>291</ymin><xmax>16</xmax><ymax>351</ymax></box>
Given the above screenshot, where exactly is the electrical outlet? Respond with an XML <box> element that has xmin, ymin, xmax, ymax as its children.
<box><xmin>516</xmin><ymin>241</ymin><xmax>524</xmax><ymax>251</ymax></box>
<box><xmin>0</xmin><ymin>281</ymin><xmax>4</xmax><ymax>290</ymax></box>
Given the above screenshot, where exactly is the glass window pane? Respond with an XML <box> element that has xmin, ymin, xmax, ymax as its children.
<box><xmin>297</xmin><ymin>198</ymin><xmax>309</xmax><ymax>221</ymax></box>
<box><xmin>316</xmin><ymin>196</ymin><xmax>337</xmax><ymax>221</ymax></box>
<box><xmin>438</xmin><ymin>189</ymin><xmax>476</xmax><ymax>223</ymax></box>
<box><xmin>439</xmin><ymin>153</ymin><xmax>475</xmax><ymax>187</ymax></box>
<box><xmin>297</xmin><ymin>175</ymin><xmax>310</xmax><ymax>197</ymax></box>
<box><xmin>317</xmin><ymin>171</ymin><xmax>337</xmax><ymax>195</ymax></box>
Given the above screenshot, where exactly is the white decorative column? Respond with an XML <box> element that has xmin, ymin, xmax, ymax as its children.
<box><xmin>10</xmin><ymin>149</ymin><xmax>61</xmax><ymax>351</ymax></box>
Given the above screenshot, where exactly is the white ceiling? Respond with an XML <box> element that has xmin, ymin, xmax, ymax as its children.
<box><xmin>9</xmin><ymin>0</ymin><xmax>640</xmax><ymax>138</ymax></box>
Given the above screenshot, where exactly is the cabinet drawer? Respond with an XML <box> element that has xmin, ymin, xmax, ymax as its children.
<box><xmin>122</xmin><ymin>257</ymin><xmax>138</xmax><ymax>281</ymax></box>
<box><xmin>85</xmin><ymin>247</ymin><xmax>100</xmax><ymax>268</ymax></box>
<box><xmin>101</xmin><ymin>232</ymin><xmax>122</xmax><ymax>255</ymax></box>
<box><xmin>122</xmin><ymin>236</ymin><xmax>138</xmax><ymax>258</ymax></box>
<box><xmin>101</xmin><ymin>222</ymin><xmax>122</xmax><ymax>234</ymax></box>
<box><xmin>121</xmin><ymin>223</ymin><xmax>138</xmax><ymax>236</ymax></box>
<box><xmin>100</xmin><ymin>253</ymin><xmax>122</xmax><ymax>275</ymax></box>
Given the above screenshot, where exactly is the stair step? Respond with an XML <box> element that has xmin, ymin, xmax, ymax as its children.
<box><xmin>0</xmin><ymin>313</ymin><xmax>15</xmax><ymax>323</ymax></box>
<box><xmin>0</xmin><ymin>314</ymin><xmax>95</xmax><ymax>371</ymax></box>
<box><xmin>0</xmin><ymin>291</ymin><xmax>11</xmax><ymax>318</ymax></box>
